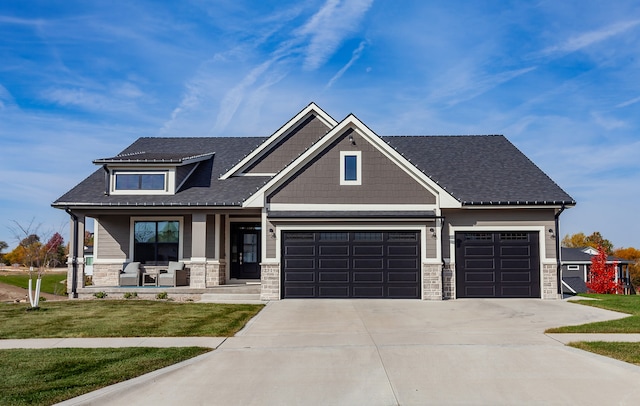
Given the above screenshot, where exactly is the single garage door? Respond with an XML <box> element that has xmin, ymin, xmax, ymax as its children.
<box><xmin>456</xmin><ymin>231</ymin><xmax>540</xmax><ymax>298</ymax></box>
<box><xmin>282</xmin><ymin>231</ymin><xmax>420</xmax><ymax>299</ymax></box>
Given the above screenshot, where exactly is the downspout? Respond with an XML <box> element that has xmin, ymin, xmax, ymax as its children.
<box><xmin>65</xmin><ymin>207</ymin><xmax>79</xmax><ymax>298</ymax></box>
<box><xmin>440</xmin><ymin>216</ymin><xmax>447</xmax><ymax>300</ymax></box>
<box><xmin>555</xmin><ymin>204</ymin><xmax>566</xmax><ymax>297</ymax></box>
<box><xmin>102</xmin><ymin>164</ymin><xmax>110</xmax><ymax>196</ymax></box>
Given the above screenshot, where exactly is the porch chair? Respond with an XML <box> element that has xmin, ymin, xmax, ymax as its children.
<box><xmin>119</xmin><ymin>262</ymin><xmax>141</xmax><ymax>286</ymax></box>
<box><xmin>158</xmin><ymin>261</ymin><xmax>187</xmax><ymax>287</ymax></box>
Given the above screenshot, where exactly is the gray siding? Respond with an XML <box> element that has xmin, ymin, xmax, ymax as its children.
<box><xmin>269</xmin><ymin>130</ymin><xmax>437</xmax><ymax>204</ymax></box>
<box><xmin>247</xmin><ymin>115</ymin><xmax>331</xmax><ymax>174</ymax></box>
<box><xmin>266</xmin><ymin>218</ymin><xmax>276</xmax><ymax>259</ymax></box>
<box><xmin>206</xmin><ymin>214</ymin><xmax>216</xmax><ymax>259</ymax></box>
<box><xmin>96</xmin><ymin>216</ymin><xmax>129</xmax><ymax>260</ymax></box>
<box><xmin>443</xmin><ymin>208</ymin><xmax>556</xmax><ymax>259</ymax></box>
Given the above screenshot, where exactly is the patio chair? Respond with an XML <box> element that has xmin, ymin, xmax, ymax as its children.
<box><xmin>119</xmin><ymin>262</ymin><xmax>141</xmax><ymax>286</ymax></box>
<box><xmin>158</xmin><ymin>261</ymin><xmax>187</xmax><ymax>287</ymax></box>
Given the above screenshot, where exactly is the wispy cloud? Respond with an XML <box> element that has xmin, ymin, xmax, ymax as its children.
<box><xmin>325</xmin><ymin>40</ymin><xmax>367</xmax><ymax>89</ymax></box>
<box><xmin>298</xmin><ymin>0</ymin><xmax>373</xmax><ymax>70</ymax></box>
<box><xmin>540</xmin><ymin>19</ymin><xmax>640</xmax><ymax>56</ymax></box>
<box><xmin>616</xmin><ymin>95</ymin><xmax>640</xmax><ymax>108</ymax></box>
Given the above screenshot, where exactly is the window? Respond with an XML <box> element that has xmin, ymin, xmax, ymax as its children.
<box><xmin>116</xmin><ymin>173</ymin><xmax>165</xmax><ymax>191</ymax></box>
<box><xmin>133</xmin><ymin>220</ymin><xmax>180</xmax><ymax>264</ymax></box>
<box><xmin>340</xmin><ymin>151</ymin><xmax>361</xmax><ymax>185</ymax></box>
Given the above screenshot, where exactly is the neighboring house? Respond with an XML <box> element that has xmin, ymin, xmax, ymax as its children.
<box><xmin>561</xmin><ymin>247</ymin><xmax>632</xmax><ymax>294</ymax></box>
<box><xmin>53</xmin><ymin>103</ymin><xmax>575</xmax><ymax>300</ymax></box>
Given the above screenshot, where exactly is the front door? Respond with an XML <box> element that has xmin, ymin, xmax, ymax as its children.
<box><xmin>230</xmin><ymin>223</ymin><xmax>261</xmax><ymax>279</ymax></box>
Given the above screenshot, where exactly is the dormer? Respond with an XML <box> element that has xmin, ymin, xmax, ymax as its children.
<box><xmin>94</xmin><ymin>151</ymin><xmax>214</xmax><ymax>196</ymax></box>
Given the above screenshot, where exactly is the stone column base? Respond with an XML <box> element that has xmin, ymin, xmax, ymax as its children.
<box><xmin>422</xmin><ymin>263</ymin><xmax>443</xmax><ymax>300</ymax></box>
<box><xmin>260</xmin><ymin>263</ymin><xmax>280</xmax><ymax>301</ymax></box>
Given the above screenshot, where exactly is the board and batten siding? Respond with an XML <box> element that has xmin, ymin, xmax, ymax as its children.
<box><xmin>268</xmin><ymin>129</ymin><xmax>437</xmax><ymax>205</ymax></box>
<box><xmin>96</xmin><ymin>216</ymin><xmax>130</xmax><ymax>260</ymax></box>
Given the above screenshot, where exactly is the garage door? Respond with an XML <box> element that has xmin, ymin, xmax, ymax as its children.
<box><xmin>455</xmin><ymin>232</ymin><xmax>540</xmax><ymax>298</ymax></box>
<box><xmin>282</xmin><ymin>231</ymin><xmax>420</xmax><ymax>299</ymax></box>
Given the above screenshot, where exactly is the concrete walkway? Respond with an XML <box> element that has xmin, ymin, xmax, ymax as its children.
<box><xmin>43</xmin><ymin>299</ymin><xmax>640</xmax><ymax>406</ymax></box>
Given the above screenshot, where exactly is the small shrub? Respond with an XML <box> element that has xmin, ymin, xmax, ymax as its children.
<box><xmin>155</xmin><ymin>292</ymin><xmax>168</xmax><ymax>300</ymax></box>
<box><xmin>39</xmin><ymin>296</ymin><xmax>47</xmax><ymax>302</ymax></box>
<box><xmin>123</xmin><ymin>292</ymin><xmax>138</xmax><ymax>299</ymax></box>
<box><xmin>93</xmin><ymin>291</ymin><xmax>108</xmax><ymax>299</ymax></box>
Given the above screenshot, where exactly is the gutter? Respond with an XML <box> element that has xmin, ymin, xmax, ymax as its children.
<box><xmin>65</xmin><ymin>207</ymin><xmax>79</xmax><ymax>298</ymax></box>
<box><xmin>554</xmin><ymin>204</ymin><xmax>566</xmax><ymax>296</ymax></box>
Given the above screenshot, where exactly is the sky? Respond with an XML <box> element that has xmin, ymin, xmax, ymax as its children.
<box><xmin>1</xmin><ymin>0</ymin><xmax>639</xmax><ymax>251</ymax></box>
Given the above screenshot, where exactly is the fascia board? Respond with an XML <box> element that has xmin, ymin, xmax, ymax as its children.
<box><xmin>243</xmin><ymin>114</ymin><xmax>461</xmax><ymax>209</ymax></box>
<box><xmin>220</xmin><ymin>102</ymin><xmax>338</xmax><ymax>180</ymax></box>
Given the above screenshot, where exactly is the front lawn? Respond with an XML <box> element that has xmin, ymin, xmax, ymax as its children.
<box><xmin>568</xmin><ymin>342</ymin><xmax>640</xmax><ymax>366</ymax></box>
<box><xmin>0</xmin><ymin>272</ymin><xmax>67</xmax><ymax>295</ymax></box>
<box><xmin>0</xmin><ymin>347</ymin><xmax>210</xmax><ymax>406</ymax></box>
<box><xmin>0</xmin><ymin>300</ymin><xmax>264</xmax><ymax>338</ymax></box>
<box><xmin>546</xmin><ymin>294</ymin><xmax>640</xmax><ymax>333</ymax></box>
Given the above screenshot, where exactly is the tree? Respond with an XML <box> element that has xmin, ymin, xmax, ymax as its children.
<box><xmin>586</xmin><ymin>246</ymin><xmax>621</xmax><ymax>294</ymax></box>
<box><xmin>613</xmin><ymin>247</ymin><xmax>640</xmax><ymax>290</ymax></box>
<box><xmin>45</xmin><ymin>232</ymin><xmax>67</xmax><ymax>268</ymax></box>
<box><xmin>0</xmin><ymin>240</ymin><xmax>8</xmax><ymax>264</ymax></box>
<box><xmin>562</xmin><ymin>232</ymin><xmax>614</xmax><ymax>255</ymax></box>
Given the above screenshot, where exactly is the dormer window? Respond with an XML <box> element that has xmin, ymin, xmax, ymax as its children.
<box><xmin>110</xmin><ymin>169</ymin><xmax>175</xmax><ymax>195</ymax></box>
<box><xmin>115</xmin><ymin>172</ymin><xmax>167</xmax><ymax>191</ymax></box>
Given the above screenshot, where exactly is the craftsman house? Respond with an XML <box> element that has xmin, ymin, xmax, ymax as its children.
<box><xmin>53</xmin><ymin>103</ymin><xmax>575</xmax><ymax>300</ymax></box>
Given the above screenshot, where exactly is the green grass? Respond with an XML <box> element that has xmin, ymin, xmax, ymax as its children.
<box><xmin>0</xmin><ymin>300</ymin><xmax>264</xmax><ymax>338</ymax></box>
<box><xmin>0</xmin><ymin>347</ymin><xmax>211</xmax><ymax>406</ymax></box>
<box><xmin>568</xmin><ymin>342</ymin><xmax>640</xmax><ymax>366</ymax></box>
<box><xmin>546</xmin><ymin>294</ymin><xmax>640</xmax><ymax>333</ymax></box>
<box><xmin>0</xmin><ymin>272</ymin><xmax>67</xmax><ymax>295</ymax></box>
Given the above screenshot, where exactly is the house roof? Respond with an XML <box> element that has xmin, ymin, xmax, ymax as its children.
<box><xmin>53</xmin><ymin>123</ymin><xmax>575</xmax><ymax>209</ymax></box>
<box><xmin>561</xmin><ymin>247</ymin><xmax>631</xmax><ymax>264</ymax></box>
<box><xmin>382</xmin><ymin>135</ymin><xmax>575</xmax><ymax>206</ymax></box>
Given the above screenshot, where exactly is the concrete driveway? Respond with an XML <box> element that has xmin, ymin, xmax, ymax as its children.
<box><xmin>62</xmin><ymin>299</ymin><xmax>640</xmax><ymax>405</ymax></box>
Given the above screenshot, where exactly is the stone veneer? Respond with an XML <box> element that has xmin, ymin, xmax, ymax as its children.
<box><xmin>90</xmin><ymin>263</ymin><xmax>120</xmax><ymax>287</ymax></box>
<box><xmin>260</xmin><ymin>263</ymin><xmax>280</xmax><ymax>301</ymax></box>
<box><xmin>189</xmin><ymin>263</ymin><xmax>207</xmax><ymax>288</ymax></box>
<box><xmin>205</xmin><ymin>261</ymin><xmax>226</xmax><ymax>287</ymax></box>
<box><xmin>66</xmin><ymin>261</ymin><xmax>87</xmax><ymax>293</ymax></box>
<box><xmin>422</xmin><ymin>263</ymin><xmax>442</xmax><ymax>300</ymax></box>
<box><xmin>442</xmin><ymin>263</ymin><xmax>455</xmax><ymax>300</ymax></box>
<box><xmin>542</xmin><ymin>263</ymin><xmax>559</xmax><ymax>299</ymax></box>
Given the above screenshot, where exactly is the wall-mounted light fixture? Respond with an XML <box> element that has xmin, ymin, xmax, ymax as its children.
<box><xmin>548</xmin><ymin>228</ymin><xmax>555</xmax><ymax>239</ymax></box>
<box><xmin>348</xmin><ymin>133</ymin><xmax>355</xmax><ymax>145</ymax></box>
<box><xmin>429</xmin><ymin>227</ymin><xmax>437</xmax><ymax>238</ymax></box>
<box><xmin>269</xmin><ymin>228</ymin><xmax>276</xmax><ymax>239</ymax></box>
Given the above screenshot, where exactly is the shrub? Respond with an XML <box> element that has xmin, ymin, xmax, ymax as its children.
<box><xmin>155</xmin><ymin>292</ymin><xmax>168</xmax><ymax>300</ymax></box>
<box><xmin>93</xmin><ymin>291</ymin><xmax>108</xmax><ymax>299</ymax></box>
<box><xmin>123</xmin><ymin>292</ymin><xmax>138</xmax><ymax>299</ymax></box>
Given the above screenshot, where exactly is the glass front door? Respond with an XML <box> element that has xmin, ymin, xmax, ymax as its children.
<box><xmin>230</xmin><ymin>223</ymin><xmax>261</xmax><ymax>279</ymax></box>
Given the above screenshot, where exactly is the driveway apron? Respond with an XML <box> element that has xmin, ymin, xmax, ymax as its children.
<box><xmin>60</xmin><ymin>299</ymin><xmax>640</xmax><ymax>406</ymax></box>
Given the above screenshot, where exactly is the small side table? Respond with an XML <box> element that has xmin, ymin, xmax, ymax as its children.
<box><xmin>142</xmin><ymin>270</ymin><xmax>158</xmax><ymax>286</ymax></box>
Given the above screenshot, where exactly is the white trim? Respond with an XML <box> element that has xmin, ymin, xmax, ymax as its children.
<box><xmin>339</xmin><ymin>151</ymin><xmax>362</xmax><ymax>185</ymax></box>
<box><xmin>566</xmin><ymin>264</ymin><xmax>580</xmax><ymax>271</ymax></box>
<box><xmin>129</xmin><ymin>216</ymin><xmax>184</xmax><ymax>262</ymax></box>
<box><xmin>220</xmin><ymin>103</ymin><xmax>338</xmax><ymax>179</ymax></box>
<box><xmin>225</xmin><ymin>216</ymin><xmax>261</xmax><ymax>284</ymax></box>
<box><xmin>268</xmin><ymin>203</ymin><xmax>438</xmax><ymax>212</ymax></box>
<box><xmin>242</xmin><ymin>115</ymin><xmax>461</xmax><ymax>209</ymax></box>
<box><xmin>562</xmin><ymin>280</ymin><xmax>577</xmax><ymax>294</ymax></box>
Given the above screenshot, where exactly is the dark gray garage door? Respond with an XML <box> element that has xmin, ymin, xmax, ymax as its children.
<box><xmin>282</xmin><ymin>231</ymin><xmax>420</xmax><ymax>299</ymax></box>
<box><xmin>455</xmin><ymin>231</ymin><xmax>540</xmax><ymax>298</ymax></box>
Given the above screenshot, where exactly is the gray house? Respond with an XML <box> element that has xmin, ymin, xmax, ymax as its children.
<box><xmin>53</xmin><ymin>103</ymin><xmax>575</xmax><ymax>300</ymax></box>
<box><xmin>561</xmin><ymin>247</ymin><xmax>632</xmax><ymax>294</ymax></box>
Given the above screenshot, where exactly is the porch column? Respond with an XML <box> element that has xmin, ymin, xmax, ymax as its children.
<box><xmin>190</xmin><ymin>213</ymin><xmax>207</xmax><ymax>288</ymax></box>
<box><xmin>66</xmin><ymin>213</ymin><xmax>86</xmax><ymax>295</ymax></box>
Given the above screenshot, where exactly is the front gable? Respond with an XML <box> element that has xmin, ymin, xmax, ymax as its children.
<box><xmin>243</xmin><ymin>114</ymin><xmax>460</xmax><ymax>209</ymax></box>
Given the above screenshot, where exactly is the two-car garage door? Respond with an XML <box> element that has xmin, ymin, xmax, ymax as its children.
<box><xmin>282</xmin><ymin>231</ymin><xmax>420</xmax><ymax>299</ymax></box>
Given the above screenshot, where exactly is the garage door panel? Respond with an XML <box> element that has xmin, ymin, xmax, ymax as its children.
<box><xmin>353</xmin><ymin>245</ymin><xmax>384</xmax><ymax>256</ymax></box>
<box><xmin>465</xmin><ymin>259</ymin><xmax>495</xmax><ymax>269</ymax></box>
<box><xmin>319</xmin><ymin>259</ymin><xmax>349</xmax><ymax>269</ymax></box>
<box><xmin>387</xmin><ymin>245</ymin><xmax>418</xmax><ymax>256</ymax></box>
<box><xmin>285</xmin><ymin>259</ymin><xmax>315</xmax><ymax>269</ymax></box>
<box><xmin>353</xmin><ymin>258</ymin><xmax>384</xmax><ymax>269</ymax></box>
<box><xmin>456</xmin><ymin>231</ymin><xmax>540</xmax><ymax>298</ymax></box>
<box><xmin>283</xmin><ymin>231</ymin><xmax>420</xmax><ymax>299</ymax></box>
<box><xmin>285</xmin><ymin>246</ymin><xmax>315</xmax><ymax>256</ymax></box>
<box><xmin>319</xmin><ymin>246</ymin><xmax>349</xmax><ymax>256</ymax></box>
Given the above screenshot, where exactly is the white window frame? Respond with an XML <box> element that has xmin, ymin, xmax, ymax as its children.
<box><xmin>340</xmin><ymin>151</ymin><xmax>362</xmax><ymax>185</ymax></box>
<box><xmin>111</xmin><ymin>168</ymin><xmax>175</xmax><ymax>195</ymax></box>
<box><xmin>566</xmin><ymin>265</ymin><xmax>580</xmax><ymax>271</ymax></box>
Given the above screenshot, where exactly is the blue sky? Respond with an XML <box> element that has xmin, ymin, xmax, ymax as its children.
<box><xmin>1</xmin><ymin>0</ymin><xmax>639</xmax><ymax>250</ymax></box>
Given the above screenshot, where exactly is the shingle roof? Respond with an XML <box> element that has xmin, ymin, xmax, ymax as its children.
<box><xmin>561</xmin><ymin>247</ymin><xmax>630</xmax><ymax>264</ymax></box>
<box><xmin>383</xmin><ymin>135</ymin><xmax>575</xmax><ymax>205</ymax></box>
<box><xmin>53</xmin><ymin>134</ymin><xmax>575</xmax><ymax>208</ymax></box>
